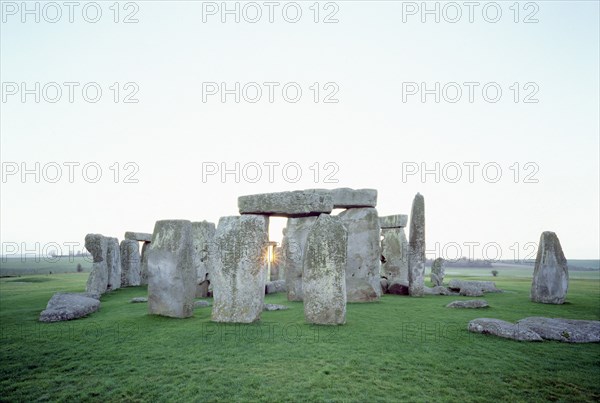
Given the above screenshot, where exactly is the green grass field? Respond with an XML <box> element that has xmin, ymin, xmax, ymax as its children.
<box><xmin>1</xmin><ymin>270</ymin><xmax>599</xmax><ymax>402</ymax></box>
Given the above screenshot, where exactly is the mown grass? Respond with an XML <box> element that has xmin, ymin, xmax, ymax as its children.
<box><xmin>0</xmin><ymin>272</ymin><xmax>599</xmax><ymax>402</ymax></box>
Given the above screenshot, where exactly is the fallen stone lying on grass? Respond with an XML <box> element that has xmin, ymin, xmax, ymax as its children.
<box><xmin>194</xmin><ymin>300</ymin><xmax>211</xmax><ymax>308</ymax></box>
<box><xmin>468</xmin><ymin>318</ymin><xmax>543</xmax><ymax>341</ymax></box>
<box><xmin>446</xmin><ymin>300</ymin><xmax>489</xmax><ymax>308</ymax></box>
<box><xmin>469</xmin><ymin>317</ymin><xmax>600</xmax><ymax>343</ymax></box>
<box><xmin>449</xmin><ymin>280</ymin><xmax>502</xmax><ymax>294</ymax></box>
<box><xmin>424</xmin><ymin>286</ymin><xmax>456</xmax><ymax>296</ymax></box>
<box><xmin>130</xmin><ymin>297</ymin><xmax>148</xmax><ymax>303</ymax></box>
<box><xmin>39</xmin><ymin>292</ymin><xmax>100</xmax><ymax>322</ymax></box>
<box><xmin>459</xmin><ymin>285</ymin><xmax>484</xmax><ymax>297</ymax></box>
<box><xmin>516</xmin><ymin>317</ymin><xmax>600</xmax><ymax>343</ymax></box>
<box><xmin>264</xmin><ymin>304</ymin><xmax>289</xmax><ymax>311</ymax></box>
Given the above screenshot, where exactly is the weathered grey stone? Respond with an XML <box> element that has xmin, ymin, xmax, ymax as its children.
<box><xmin>85</xmin><ymin>234</ymin><xmax>109</xmax><ymax>296</ymax></box>
<box><xmin>238</xmin><ymin>190</ymin><xmax>333</xmax><ymax>216</ymax></box>
<box><xmin>447</xmin><ymin>300</ymin><xmax>489</xmax><ymax>308</ymax></box>
<box><xmin>430</xmin><ymin>258</ymin><xmax>445</xmax><ymax>287</ymax></box>
<box><xmin>147</xmin><ymin>220</ymin><xmax>196</xmax><ymax>318</ymax></box>
<box><xmin>468</xmin><ymin>318</ymin><xmax>543</xmax><ymax>341</ymax></box>
<box><xmin>264</xmin><ymin>304</ymin><xmax>289</xmax><ymax>311</ymax></box>
<box><xmin>424</xmin><ymin>286</ymin><xmax>454</xmax><ymax>296</ymax></box>
<box><xmin>448</xmin><ymin>280</ymin><xmax>502</xmax><ymax>293</ymax></box>
<box><xmin>517</xmin><ymin>317</ymin><xmax>600</xmax><ymax>343</ymax></box>
<box><xmin>39</xmin><ymin>292</ymin><xmax>100</xmax><ymax>322</ymax></box>
<box><xmin>194</xmin><ymin>300</ymin><xmax>211</xmax><ymax>308</ymax></box>
<box><xmin>531</xmin><ymin>231</ymin><xmax>569</xmax><ymax>304</ymax></box>
<box><xmin>303</xmin><ymin>214</ymin><xmax>347</xmax><ymax>325</ymax></box>
<box><xmin>120</xmin><ymin>240</ymin><xmax>141</xmax><ymax>287</ymax></box>
<box><xmin>283</xmin><ymin>216</ymin><xmax>318</xmax><ymax>301</ymax></box>
<box><xmin>192</xmin><ymin>221</ymin><xmax>216</xmax><ymax>298</ymax></box>
<box><xmin>130</xmin><ymin>297</ymin><xmax>147</xmax><ymax>303</ymax></box>
<box><xmin>381</xmin><ymin>228</ymin><xmax>408</xmax><ymax>284</ymax></box>
<box><xmin>310</xmin><ymin>188</ymin><xmax>377</xmax><ymax>208</ymax></box>
<box><xmin>339</xmin><ymin>207</ymin><xmax>381</xmax><ymax>301</ymax></box>
<box><xmin>379</xmin><ymin>214</ymin><xmax>408</xmax><ymax>229</ymax></box>
<box><xmin>211</xmin><ymin>215</ymin><xmax>269</xmax><ymax>323</ymax></box>
<box><xmin>106</xmin><ymin>237</ymin><xmax>121</xmax><ymax>291</ymax></box>
<box><xmin>124</xmin><ymin>232</ymin><xmax>152</xmax><ymax>242</ymax></box>
<box><xmin>266</xmin><ymin>279</ymin><xmax>286</xmax><ymax>294</ymax></box>
<box><xmin>408</xmin><ymin>193</ymin><xmax>425</xmax><ymax>297</ymax></box>
<box><xmin>139</xmin><ymin>241</ymin><xmax>150</xmax><ymax>285</ymax></box>
<box><xmin>459</xmin><ymin>286</ymin><xmax>484</xmax><ymax>297</ymax></box>
<box><xmin>388</xmin><ymin>281</ymin><xmax>409</xmax><ymax>295</ymax></box>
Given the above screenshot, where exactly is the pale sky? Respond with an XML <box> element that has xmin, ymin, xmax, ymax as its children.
<box><xmin>1</xmin><ymin>1</ymin><xmax>599</xmax><ymax>260</ymax></box>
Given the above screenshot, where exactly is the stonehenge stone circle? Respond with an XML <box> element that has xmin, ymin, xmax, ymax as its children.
<box><xmin>192</xmin><ymin>221</ymin><xmax>216</xmax><ymax>298</ymax></box>
<box><xmin>106</xmin><ymin>237</ymin><xmax>122</xmax><ymax>291</ymax></box>
<box><xmin>531</xmin><ymin>231</ymin><xmax>569</xmax><ymax>304</ymax></box>
<box><xmin>238</xmin><ymin>190</ymin><xmax>333</xmax><ymax>216</ymax></box>
<box><xmin>120</xmin><ymin>239</ymin><xmax>141</xmax><ymax>287</ymax></box>
<box><xmin>85</xmin><ymin>234</ymin><xmax>109</xmax><ymax>296</ymax></box>
<box><xmin>303</xmin><ymin>214</ymin><xmax>347</xmax><ymax>325</ymax></box>
<box><xmin>283</xmin><ymin>216</ymin><xmax>318</xmax><ymax>301</ymax></box>
<box><xmin>147</xmin><ymin>220</ymin><xmax>196</xmax><ymax>318</ymax></box>
<box><xmin>430</xmin><ymin>257</ymin><xmax>445</xmax><ymax>287</ymax></box>
<box><xmin>408</xmin><ymin>193</ymin><xmax>426</xmax><ymax>297</ymax></box>
<box><xmin>338</xmin><ymin>207</ymin><xmax>381</xmax><ymax>301</ymax></box>
<box><xmin>211</xmin><ymin>215</ymin><xmax>269</xmax><ymax>323</ymax></box>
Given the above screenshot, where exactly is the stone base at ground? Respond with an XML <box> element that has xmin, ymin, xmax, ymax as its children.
<box><xmin>39</xmin><ymin>293</ymin><xmax>100</xmax><ymax>322</ymax></box>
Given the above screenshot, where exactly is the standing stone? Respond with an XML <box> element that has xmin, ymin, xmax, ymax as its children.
<box><xmin>284</xmin><ymin>216</ymin><xmax>318</xmax><ymax>301</ymax></box>
<box><xmin>192</xmin><ymin>221</ymin><xmax>216</xmax><ymax>298</ymax></box>
<box><xmin>147</xmin><ymin>220</ymin><xmax>196</xmax><ymax>318</ymax></box>
<box><xmin>408</xmin><ymin>193</ymin><xmax>425</xmax><ymax>297</ymax></box>
<box><xmin>106</xmin><ymin>237</ymin><xmax>121</xmax><ymax>291</ymax></box>
<box><xmin>303</xmin><ymin>214</ymin><xmax>347</xmax><ymax>325</ymax></box>
<box><xmin>531</xmin><ymin>231</ymin><xmax>569</xmax><ymax>304</ymax></box>
<box><xmin>338</xmin><ymin>207</ymin><xmax>381</xmax><ymax>302</ymax></box>
<box><xmin>85</xmin><ymin>234</ymin><xmax>109</xmax><ymax>296</ymax></box>
<box><xmin>211</xmin><ymin>215</ymin><xmax>269</xmax><ymax>323</ymax></box>
<box><xmin>430</xmin><ymin>257</ymin><xmax>445</xmax><ymax>287</ymax></box>
<box><xmin>120</xmin><ymin>240</ymin><xmax>141</xmax><ymax>287</ymax></box>
<box><xmin>381</xmin><ymin>227</ymin><xmax>409</xmax><ymax>284</ymax></box>
<box><xmin>139</xmin><ymin>241</ymin><xmax>150</xmax><ymax>285</ymax></box>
